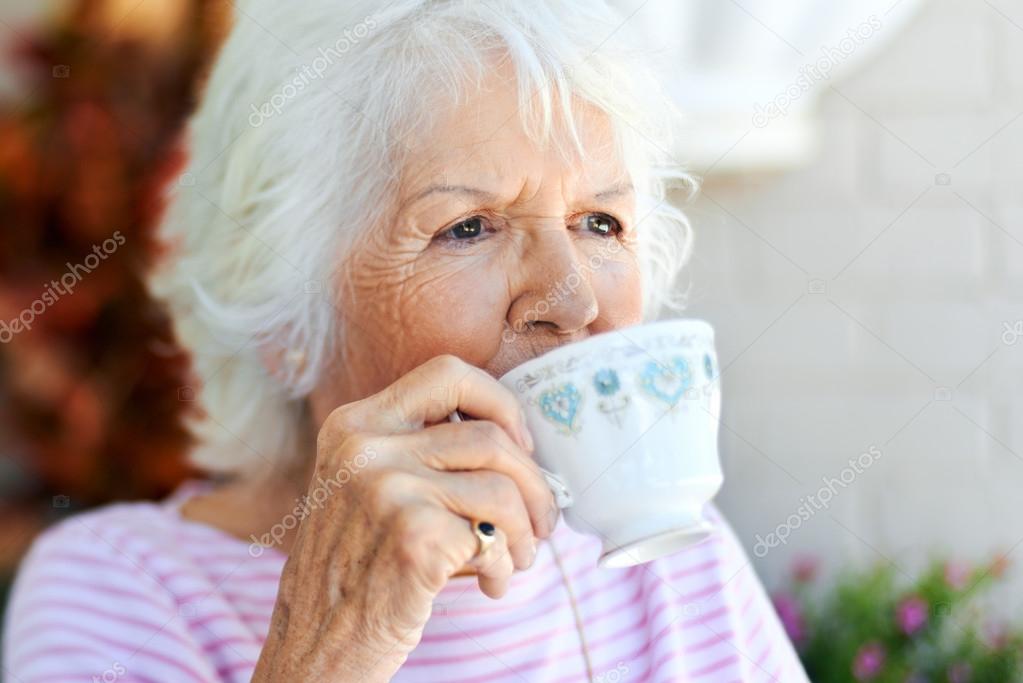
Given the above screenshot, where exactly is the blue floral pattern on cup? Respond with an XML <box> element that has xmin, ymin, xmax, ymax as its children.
<box><xmin>638</xmin><ymin>357</ymin><xmax>692</xmax><ymax>405</ymax></box>
<box><xmin>538</xmin><ymin>383</ymin><xmax>582</xmax><ymax>434</ymax></box>
<box><xmin>593</xmin><ymin>368</ymin><xmax>630</xmax><ymax>427</ymax></box>
<box><xmin>593</xmin><ymin>368</ymin><xmax>621</xmax><ymax>395</ymax></box>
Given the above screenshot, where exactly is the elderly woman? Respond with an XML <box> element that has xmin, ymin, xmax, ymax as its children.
<box><xmin>4</xmin><ymin>1</ymin><xmax>808</xmax><ymax>681</ymax></box>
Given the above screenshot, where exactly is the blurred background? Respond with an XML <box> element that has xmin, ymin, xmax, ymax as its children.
<box><xmin>0</xmin><ymin>0</ymin><xmax>1020</xmax><ymax>680</ymax></box>
<box><xmin>0</xmin><ymin>0</ymin><xmax>226</xmax><ymax>617</ymax></box>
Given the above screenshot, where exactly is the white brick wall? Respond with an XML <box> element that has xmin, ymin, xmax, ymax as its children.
<box><xmin>685</xmin><ymin>0</ymin><xmax>1023</xmax><ymax>611</ymax></box>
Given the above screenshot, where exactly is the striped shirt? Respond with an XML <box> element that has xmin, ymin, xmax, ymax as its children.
<box><xmin>3</xmin><ymin>481</ymin><xmax>808</xmax><ymax>682</ymax></box>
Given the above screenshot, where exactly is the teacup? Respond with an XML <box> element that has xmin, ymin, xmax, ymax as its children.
<box><xmin>499</xmin><ymin>319</ymin><xmax>723</xmax><ymax>568</ymax></box>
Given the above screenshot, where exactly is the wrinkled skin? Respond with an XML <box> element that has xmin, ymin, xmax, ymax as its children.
<box><xmin>186</xmin><ymin>62</ymin><xmax>646</xmax><ymax>682</ymax></box>
<box><xmin>311</xmin><ymin>74</ymin><xmax>643</xmax><ymax>406</ymax></box>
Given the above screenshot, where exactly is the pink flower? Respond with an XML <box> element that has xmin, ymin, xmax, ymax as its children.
<box><xmin>943</xmin><ymin>561</ymin><xmax>970</xmax><ymax>590</ymax></box>
<box><xmin>853</xmin><ymin>641</ymin><xmax>885</xmax><ymax>680</ymax></box>
<box><xmin>896</xmin><ymin>596</ymin><xmax>928</xmax><ymax>635</ymax></box>
<box><xmin>793</xmin><ymin>556</ymin><xmax>819</xmax><ymax>583</ymax></box>
<box><xmin>772</xmin><ymin>593</ymin><xmax>805</xmax><ymax>645</ymax></box>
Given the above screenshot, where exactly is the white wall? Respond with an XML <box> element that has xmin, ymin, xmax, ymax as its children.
<box><xmin>681</xmin><ymin>0</ymin><xmax>1023</xmax><ymax>606</ymax></box>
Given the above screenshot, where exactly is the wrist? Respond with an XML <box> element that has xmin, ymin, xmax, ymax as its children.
<box><xmin>253</xmin><ymin>620</ymin><xmax>405</xmax><ymax>683</ymax></box>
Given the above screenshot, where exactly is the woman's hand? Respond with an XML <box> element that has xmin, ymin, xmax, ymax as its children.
<box><xmin>251</xmin><ymin>355</ymin><xmax>559</xmax><ymax>682</ymax></box>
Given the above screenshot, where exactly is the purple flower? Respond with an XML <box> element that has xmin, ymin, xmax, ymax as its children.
<box><xmin>896</xmin><ymin>596</ymin><xmax>929</xmax><ymax>635</ymax></box>
<box><xmin>772</xmin><ymin>593</ymin><xmax>805</xmax><ymax>645</ymax></box>
<box><xmin>948</xmin><ymin>662</ymin><xmax>972</xmax><ymax>683</ymax></box>
<box><xmin>853</xmin><ymin>641</ymin><xmax>886</xmax><ymax>680</ymax></box>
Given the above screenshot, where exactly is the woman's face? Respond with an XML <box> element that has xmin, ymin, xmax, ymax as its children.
<box><xmin>310</xmin><ymin>69</ymin><xmax>644</xmax><ymax>418</ymax></box>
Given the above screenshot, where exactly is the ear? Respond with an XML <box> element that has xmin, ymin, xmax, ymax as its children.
<box><xmin>257</xmin><ymin>342</ymin><xmax>307</xmax><ymax>383</ymax></box>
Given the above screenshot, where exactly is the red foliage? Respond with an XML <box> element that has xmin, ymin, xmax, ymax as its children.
<box><xmin>0</xmin><ymin>3</ymin><xmax>224</xmax><ymax>504</ymax></box>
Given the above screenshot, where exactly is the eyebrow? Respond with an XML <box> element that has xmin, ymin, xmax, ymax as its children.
<box><xmin>406</xmin><ymin>181</ymin><xmax>634</xmax><ymax>207</ymax></box>
<box><xmin>408</xmin><ymin>184</ymin><xmax>498</xmax><ymax>206</ymax></box>
<box><xmin>591</xmin><ymin>182</ymin><xmax>634</xmax><ymax>201</ymax></box>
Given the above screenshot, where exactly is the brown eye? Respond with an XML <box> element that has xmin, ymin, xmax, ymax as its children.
<box><xmin>583</xmin><ymin>213</ymin><xmax>621</xmax><ymax>236</ymax></box>
<box><xmin>447</xmin><ymin>217</ymin><xmax>485</xmax><ymax>240</ymax></box>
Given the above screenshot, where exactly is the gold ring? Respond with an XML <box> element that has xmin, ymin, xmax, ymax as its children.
<box><xmin>472</xmin><ymin>520</ymin><xmax>497</xmax><ymax>558</ymax></box>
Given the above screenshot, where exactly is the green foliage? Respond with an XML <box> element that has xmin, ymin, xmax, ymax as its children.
<box><xmin>774</xmin><ymin>556</ymin><xmax>1022</xmax><ymax>682</ymax></box>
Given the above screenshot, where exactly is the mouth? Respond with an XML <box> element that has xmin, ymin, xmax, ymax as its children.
<box><xmin>488</xmin><ymin>327</ymin><xmax>591</xmax><ymax>378</ymax></box>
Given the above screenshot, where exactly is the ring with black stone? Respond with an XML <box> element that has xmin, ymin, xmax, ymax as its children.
<box><xmin>471</xmin><ymin>520</ymin><xmax>497</xmax><ymax>558</ymax></box>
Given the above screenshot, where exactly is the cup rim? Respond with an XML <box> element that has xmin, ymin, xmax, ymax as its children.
<box><xmin>499</xmin><ymin>317</ymin><xmax>715</xmax><ymax>384</ymax></box>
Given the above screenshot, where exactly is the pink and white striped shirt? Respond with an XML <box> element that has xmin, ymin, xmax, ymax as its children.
<box><xmin>3</xmin><ymin>481</ymin><xmax>808</xmax><ymax>682</ymax></box>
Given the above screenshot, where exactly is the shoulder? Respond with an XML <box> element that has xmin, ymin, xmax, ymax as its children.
<box><xmin>15</xmin><ymin>500</ymin><xmax>187</xmax><ymax>586</ymax></box>
<box><xmin>2</xmin><ymin>502</ymin><xmax>212</xmax><ymax>681</ymax></box>
<box><xmin>5</xmin><ymin>500</ymin><xmax>188</xmax><ymax>621</ymax></box>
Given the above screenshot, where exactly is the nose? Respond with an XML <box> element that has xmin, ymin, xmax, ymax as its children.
<box><xmin>507</xmin><ymin>227</ymin><xmax>599</xmax><ymax>336</ymax></box>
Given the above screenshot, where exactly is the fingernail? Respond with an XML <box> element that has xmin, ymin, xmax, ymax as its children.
<box><xmin>518</xmin><ymin>410</ymin><xmax>534</xmax><ymax>451</ymax></box>
<box><xmin>521</xmin><ymin>425</ymin><xmax>534</xmax><ymax>452</ymax></box>
<box><xmin>527</xmin><ymin>539</ymin><xmax>537</xmax><ymax>567</ymax></box>
<box><xmin>547</xmin><ymin>502</ymin><xmax>560</xmax><ymax>534</ymax></box>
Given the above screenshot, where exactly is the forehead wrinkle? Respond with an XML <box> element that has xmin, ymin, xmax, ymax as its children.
<box><xmin>397</xmin><ymin>140</ymin><xmax>631</xmax><ymax>223</ymax></box>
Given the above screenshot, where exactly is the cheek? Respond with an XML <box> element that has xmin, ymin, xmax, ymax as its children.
<box><xmin>392</xmin><ymin>254</ymin><xmax>512</xmax><ymax>371</ymax></box>
<box><xmin>591</xmin><ymin>252</ymin><xmax>644</xmax><ymax>326</ymax></box>
<box><xmin>336</xmin><ymin>235</ymin><xmax>516</xmax><ymax>399</ymax></box>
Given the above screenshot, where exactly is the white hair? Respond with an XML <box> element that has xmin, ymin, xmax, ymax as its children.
<box><xmin>150</xmin><ymin>0</ymin><xmax>696</xmax><ymax>475</ymax></box>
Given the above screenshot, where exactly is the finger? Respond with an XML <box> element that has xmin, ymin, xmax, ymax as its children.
<box><xmin>394</xmin><ymin>504</ymin><xmax>493</xmax><ymax>590</ymax></box>
<box><xmin>425</xmin><ymin>469</ymin><xmax>537</xmax><ymax>570</ymax></box>
<box><xmin>429</xmin><ymin>508</ymin><xmax>513</xmax><ymax>595</ymax></box>
<box><xmin>469</xmin><ymin>526</ymin><xmax>514</xmax><ymax>599</ymax></box>
<box><xmin>348</xmin><ymin>355</ymin><xmax>530</xmax><ymax>449</ymax></box>
<box><xmin>391</xmin><ymin>421</ymin><xmax>557</xmax><ymax>538</ymax></box>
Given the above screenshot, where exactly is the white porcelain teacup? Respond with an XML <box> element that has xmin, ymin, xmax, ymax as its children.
<box><xmin>499</xmin><ymin>319</ymin><xmax>724</xmax><ymax>568</ymax></box>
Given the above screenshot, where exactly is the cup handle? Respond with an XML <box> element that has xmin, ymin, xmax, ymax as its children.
<box><xmin>538</xmin><ymin>467</ymin><xmax>574</xmax><ymax>509</ymax></box>
<box><xmin>447</xmin><ymin>410</ymin><xmax>574</xmax><ymax>509</ymax></box>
